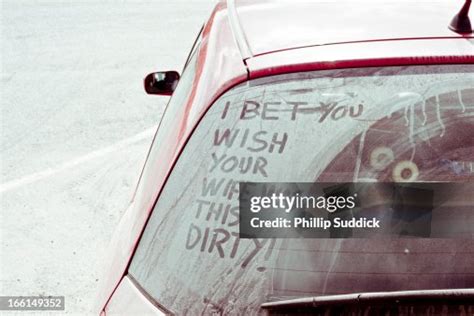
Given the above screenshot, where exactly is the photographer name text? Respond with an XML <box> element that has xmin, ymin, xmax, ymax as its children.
<box><xmin>250</xmin><ymin>217</ymin><xmax>380</xmax><ymax>229</ymax></box>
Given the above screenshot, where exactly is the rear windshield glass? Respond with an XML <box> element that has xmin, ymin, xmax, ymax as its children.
<box><xmin>129</xmin><ymin>65</ymin><xmax>474</xmax><ymax>315</ymax></box>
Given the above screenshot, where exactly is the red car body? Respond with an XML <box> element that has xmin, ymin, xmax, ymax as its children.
<box><xmin>98</xmin><ymin>0</ymin><xmax>473</xmax><ymax>314</ymax></box>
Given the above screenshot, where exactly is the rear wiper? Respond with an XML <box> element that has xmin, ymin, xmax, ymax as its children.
<box><xmin>261</xmin><ymin>289</ymin><xmax>474</xmax><ymax>310</ymax></box>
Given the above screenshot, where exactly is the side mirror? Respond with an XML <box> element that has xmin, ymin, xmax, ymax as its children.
<box><xmin>144</xmin><ymin>71</ymin><xmax>180</xmax><ymax>95</ymax></box>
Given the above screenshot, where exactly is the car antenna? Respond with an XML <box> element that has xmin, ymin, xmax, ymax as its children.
<box><xmin>449</xmin><ymin>0</ymin><xmax>472</xmax><ymax>34</ymax></box>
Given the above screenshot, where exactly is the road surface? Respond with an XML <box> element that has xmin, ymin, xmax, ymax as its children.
<box><xmin>1</xmin><ymin>1</ymin><xmax>214</xmax><ymax>314</ymax></box>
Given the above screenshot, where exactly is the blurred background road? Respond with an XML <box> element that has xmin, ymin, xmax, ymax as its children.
<box><xmin>1</xmin><ymin>1</ymin><xmax>214</xmax><ymax>314</ymax></box>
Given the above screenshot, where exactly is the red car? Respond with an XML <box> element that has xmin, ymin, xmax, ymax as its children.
<box><xmin>98</xmin><ymin>0</ymin><xmax>474</xmax><ymax>314</ymax></box>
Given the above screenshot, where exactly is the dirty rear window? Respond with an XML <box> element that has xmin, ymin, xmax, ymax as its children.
<box><xmin>129</xmin><ymin>65</ymin><xmax>474</xmax><ymax>315</ymax></box>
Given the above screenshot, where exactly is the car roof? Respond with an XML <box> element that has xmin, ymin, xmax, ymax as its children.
<box><xmin>229</xmin><ymin>0</ymin><xmax>469</xmax><ymax>58</ymax></box>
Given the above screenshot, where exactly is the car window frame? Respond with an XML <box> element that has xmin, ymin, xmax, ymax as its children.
<box><xmin>183</xmin><ymin>24</ymin><xmax>203</xmax><ymax>72</ymax></box>
<box><xmin>128</xmin><ymin>64</ymin><xmax>474</xmax><ymax>314</ymax></box>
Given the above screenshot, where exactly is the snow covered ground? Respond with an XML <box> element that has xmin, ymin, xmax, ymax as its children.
<box><xmin>1</xmin><ymin>1</ymin><xmax>214</xmax><ymax>314</ymax></box>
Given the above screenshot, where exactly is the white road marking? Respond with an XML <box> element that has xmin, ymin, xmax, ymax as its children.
<box><xmin>0</xmin><ymin>126</ymin><xmax>157</xmax><ymax>194</ymax></box>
